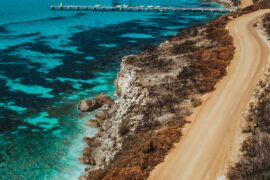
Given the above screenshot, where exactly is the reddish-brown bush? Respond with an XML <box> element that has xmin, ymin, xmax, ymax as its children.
<box><xmin>103</xmin><ymin>167</ymin><xmax>147</xmax><ymax>180</ymax></box>
<box><xmin>85</xmin><ymin>3</ymin><xmax>241</xmax><ymax>179</ymax></box>
<box><xmin>87</xmin><ymin>128</ymin><xmax>181</xmax><ymax>180</ymax></box>
<box><xmin>177</xmin><ymin>42</ymin><xmax>234</xmax><ymax>93</ymax></box>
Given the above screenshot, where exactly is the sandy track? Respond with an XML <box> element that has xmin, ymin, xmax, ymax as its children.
<box><xmin>149</xmin><ymin>10</ymin><xmax>270</xmax><ymax>180</ymax></box>
<box><xmin>241</xmin><ymin>0</ymin><xmax>253</xmax><ymax>9</ymax></box>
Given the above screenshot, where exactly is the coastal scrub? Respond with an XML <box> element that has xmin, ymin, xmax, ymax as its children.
<box><xmin>80</xmin><ymin>10</ymin><xmax>236</xmax><ymax>180</ymax></box>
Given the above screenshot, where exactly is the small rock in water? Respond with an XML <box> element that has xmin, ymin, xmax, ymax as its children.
<box><xmin>86</xmin><ymin>120</ymin><xmax>99</xmax><ymax>128</ymax></box>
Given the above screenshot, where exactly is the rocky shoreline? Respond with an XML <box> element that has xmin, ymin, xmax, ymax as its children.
<box><xmin>78</xmin><ymin>1</ymin><xmax>270</xmax><ymax>179</ymax></box>
<box><xmin>79</xmin><ymin>13</ymin><xmax>235</xmax><ymax>180</ymax></box>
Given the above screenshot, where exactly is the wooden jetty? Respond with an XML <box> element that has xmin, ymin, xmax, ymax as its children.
<box><xmin>50</xmin><ymin>4</ymin><xmax>235</xmax><ymax>13</ymax></box>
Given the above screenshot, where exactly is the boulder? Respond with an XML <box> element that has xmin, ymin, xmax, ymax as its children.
<box><xmin>96</xmin><ymin>109</ymin><xmax>110</xmax><ymax>120</ymax></box>
<box><xmin>96</xmin><ymin>94</ymin><xmax>114</xmax><ymax>106</ymax></box>
<box><xmin>86</xmin><ymin>120</ymin><xmax>99</xmax><ymax>128</ymax></box>
<box><xmin>83</xmin><ymin>137</ymin><xmax>100</xmax><ymax>148</ymax></box>
<box><xmin>81</xmin><ymin>147</ymin><xmax>96</xmax><ymax>165</ymax></box>
<box><xmin>78</xmin><ymin>93</ymin><xmax>114</xmax><ymax>112</ymax></box>
<box><xmin>77</xmin><ymin>99</ymin><xmax>100</xmax><ymax>112</ymax></box>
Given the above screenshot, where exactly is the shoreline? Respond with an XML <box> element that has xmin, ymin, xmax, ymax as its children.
<box><xmin>79</xmin><ymin>2</ymin><xmax>236</xmax><ymax>179</ymax></box>
<box><xmin>77</xmin><ymin>0</ymin><xmax>269</xmax><ymax>179</ymax></box>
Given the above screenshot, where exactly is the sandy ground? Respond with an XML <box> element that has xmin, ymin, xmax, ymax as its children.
<box><xmin>148</xmin><ymin>9</ymin><xmax>270</xmax><ymax>180</ymax></box>
<box><xmin>240</xmin><ymin>0</ymin><xmax>253</xmax><ymax>9</ymax></box>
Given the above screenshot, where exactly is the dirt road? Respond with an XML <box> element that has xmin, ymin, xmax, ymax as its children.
<box><xmin>240</xmin><ymin>0</ymin><xmax>253</xmax><ymax>9</ymax></box>
<box><xmin>149</xmin><ymin>9</ymin><xmax>270</xmax><ymax>180</ymax></box>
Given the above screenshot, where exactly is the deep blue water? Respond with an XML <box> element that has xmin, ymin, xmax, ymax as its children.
<box><xmin>0</xmin><ymin>0</ymin><xmax>224</xmax><ymax>179</ymax></box>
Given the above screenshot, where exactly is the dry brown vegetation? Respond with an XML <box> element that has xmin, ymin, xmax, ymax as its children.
<box><xmin>176</xmin><ymin>15</ymin><xmax>234</xmax><ymax>93</ymax></box>
<box><xmin>228</xmin><ymin>134</ymin><xmax>270</xmax><ymax>179</ymax></box>
<box><xmin>83</xmin><ymin>2</ymin><xmax>270</xmax><ymax>179</ymax></box>
<box><xmin>263</xmin><ymin>13</ymin><xmax>270</xmax><ymax>37</ymax></box>
<box><xmin>81</xmin><ymin>3</ymin><xmax>270</xmax><ymax>179</ymax></box>
<box><xmin>87</xmin><ymin>128</ymin><xmax>182</xmax><ymax>180</ymax></box>
<box><xmin>83</xmin><ymin>11</ymin><xmax>237</xmax><ymax>179</ymax></box>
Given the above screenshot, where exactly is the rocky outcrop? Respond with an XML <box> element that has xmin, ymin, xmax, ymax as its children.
<box><xmin>79</xmin><ymin>56</ymin><xmax>149</xmax><ymax>171</ymax></box>
<box><xmin>86</xmin><ymin>120</ymin><xmax>99</xmax><ymax>128</ymax></box>
<box><xmin>79</xmin><ymin>8</ymin><xmax>242</xmax><ymax>180</ymax></box>
<box><xmin>78</xmin><ymin>94</ymin><xmax>114</xmax><ymax>112</ymax></box>
<box><xmin>77</xmin><ymin>2</ymin><xmax>270</xmax><ymax>179</ymax></box>
<box><xmin>81</xmin><ymin>147</ymin><xmax>96</xmax><ymax>165</ymax></box>
<box><xmin>115</xmin><ymin>55</ymin><xmax>138</xmax><ymax>97</ymax></box>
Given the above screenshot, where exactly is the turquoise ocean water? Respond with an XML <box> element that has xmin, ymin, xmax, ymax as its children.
<box><xmin>0</xmin><ymin>0</ymin><xmax>224</xmax><ymax>179</ymax></box>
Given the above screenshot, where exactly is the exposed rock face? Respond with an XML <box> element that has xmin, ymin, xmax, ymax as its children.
<box><xmin>86</xmin><ymin>120</ymin><xmax>99</xmax><ymax>128</ymax></box>
<box><xmin>81</xmin><ymin>147</ymin><xmax>96</xmax><ymax>165</ymax></box>
<box><xmin>77</xmin><ymin>100</ymin><xmax>92</xmax><ymax>112</ymax></box>
<box><xmin>80</xmin><ymin>10</ymin><xmax>239</xmax><ymax>180</ymax></box>
<box><xmin>78</xmin><ymin>94</ymin><xmax>114</xmax><ymax>112</ymax></box>
<box><xmin>85</xmin><ymin>59</ymin><xmax>148</xmax><ymax>169</ymax></box>
<box><xmin>115</xmin><ymin>55</ymin><xmax>138</xmax><ymax>97</ymax></box>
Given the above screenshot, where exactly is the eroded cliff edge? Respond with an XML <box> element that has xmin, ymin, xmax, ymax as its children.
<box><xmin>79</xmin><ymin>1</ymin><xmax>270</xmax><ymax>179</ymax></box>
<box><xmin>79</xmin><ymin>15</ymin><xmax>235</xmax><ymax>180</ymax></box>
